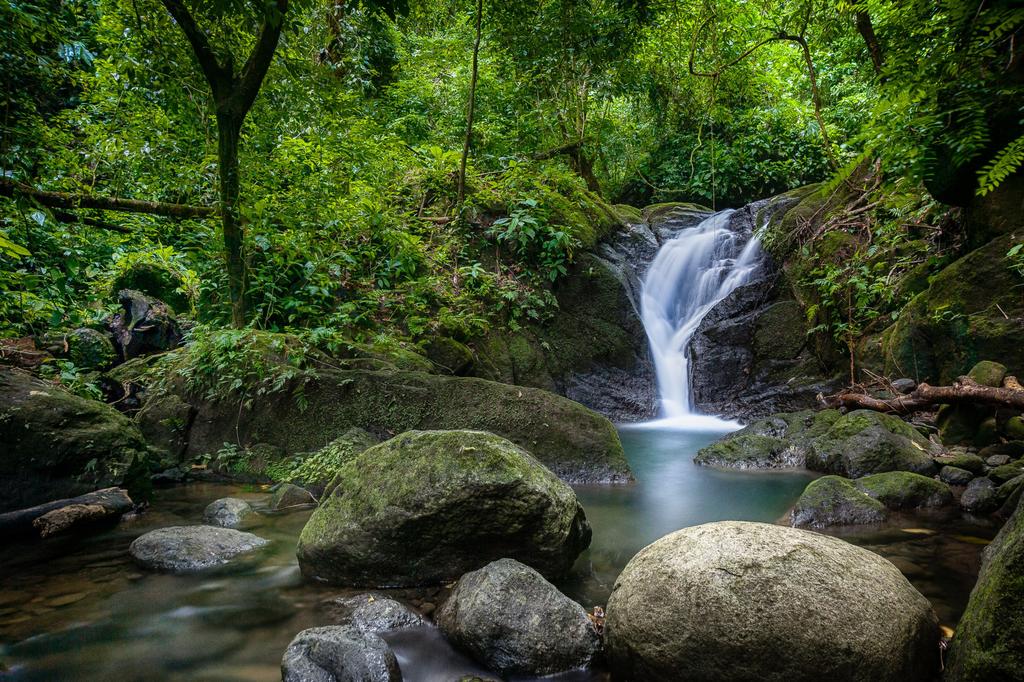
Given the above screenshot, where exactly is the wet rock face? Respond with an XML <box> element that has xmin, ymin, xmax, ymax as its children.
<box><xmin>281</xmin><ymin>626</ymin><xmax>400</xmax><ymax>682</ymax></box>
<box><xmin>296</xmin><ymin>430</ymin><xmax>592</xmax><ymax>587</ymax></box>
<box><xmin>435</xmin><ymin>559</ymin><xmax>600</xmax><ymax>677</ymax></box>
<box><xmin>604</xmin><ymin>521</ymin><xmax>940</xmax><ymax>682</ymax></box>
<box><xmin>129</xmin><ymin>526</ymin><xmax>269</xmax><ymax>573</ymax></box>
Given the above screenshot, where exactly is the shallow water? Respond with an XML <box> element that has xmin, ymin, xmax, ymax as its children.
<box><xmin>0</xmin><ymin>426</ymin><xmax>999</xmax><ymax>680</ymax></box>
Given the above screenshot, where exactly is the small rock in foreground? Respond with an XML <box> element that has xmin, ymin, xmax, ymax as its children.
<box><xmin>281</xmin><ymin>625</ymin><xmax>399</xmax><ymax>682</ymax></box>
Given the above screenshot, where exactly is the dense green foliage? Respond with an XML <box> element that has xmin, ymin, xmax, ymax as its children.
<box><xmin>1</xmin><ymin>0</ymin><xmax>1021</xmax><ymax>360</ymax></box>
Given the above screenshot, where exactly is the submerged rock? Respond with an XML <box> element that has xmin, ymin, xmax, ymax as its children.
<box><xmin>203</xmin><ymin>497</ymin><xmax>254</xmax><ymax>528</ymax></box>
<box><xmin>790</xmin><ymin>476</ymin><xmax>888</xmax><ymax>528</ymax></box>
<box><xmin>806</xmin><ymin>409</ymin><xmax>939</xmax><ymax>478</ymax></box>
<box><xmin>129</xmin><ymin>526</ymin><xmax>268</xmax><ymax>573</ymax></box>
<box><xmin>296</xmin><ymin>430</ymin><xmax>591</xmax><ymax>586</ymax></box>
<box><xmin>604</xmin><ymin>521</ymin><xmax>940</xmax><ymax>682</ymax></box>
<box><xmin>947</xmin><ymin>492</ymin><xmax>1024</xmax><ymax>681</ymax></box>
<box><xmin>281</xmin><ymin>626</ymin><xmax>400</xmax><ymax>682</ymax></box>
<box><xmin>0</xmin><ymin>367</ymin><xmax>152</xmax><ymax>512</ymax></box>
<box><xmin>436</xmin><ymin>559</ymin><xmax>600</xmax><ymax>677</ymax></box>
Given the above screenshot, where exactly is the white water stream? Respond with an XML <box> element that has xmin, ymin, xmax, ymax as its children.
<box><xmin>638</xmin><ymin>210</ymin><xmax>763</xmax><ymax>430</ymax></box>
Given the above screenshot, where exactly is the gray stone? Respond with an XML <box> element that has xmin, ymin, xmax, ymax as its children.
<box><xmin>604</xmin><ymin>521</ymin><xmax>940</xmax><ymax>682</ymax></box>
<box><xmin>436</xmin><ymin>558</ymin><xmax>600</xmax><ymax>677</ymax></box>
<box><xmin>940</xmin><ymin>466</ymin><xmax>975</xmax><ymax>486</ymax></box>
<box><xmin>986</xmin><ymin>454</ymin><xmax>1012</xmax><ymax>467</ymax></box>
<box><xmin>281</xmin><ymin>626</ymin><xmax>399</xmax><ymax>682</ymax></box>
<box><xmin>270</xmin><ymin>483</ymin><xmax>316</xmax><ymax>511</ymax></box>
<box><xmin>334</xmin><ymin>595</ymin><xmax>424</xmax><ymax>634</ymax></box>
<box><xmin>961</xmin><ymin>477</ymin><xmax>999</xmax><ymax>514</ymax></box>
<box><xmin>129</xmin><ymin>525</ymin><xmax>268</xmax><ymax>573</ymax></box>
<box><xmin>203</xmin><ymin>497</ymin><xmax>254</xmax><ymax>528</ymax></box>
<box><xmin>891</xmin><ymin>378</ymin><xmax>917</xmax><ymax>394</ymax></box>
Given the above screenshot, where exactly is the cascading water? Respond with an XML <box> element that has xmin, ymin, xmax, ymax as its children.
<box><xmin>640</xmin><ymin>209</ymin><xmax>763</xmax><ymax>429</ymax></box>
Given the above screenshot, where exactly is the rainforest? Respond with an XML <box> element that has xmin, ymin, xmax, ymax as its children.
<box><xmin>1</xmin><ymin>0</ymin><xmax>1023</xmax><ymax>680</ymax></box>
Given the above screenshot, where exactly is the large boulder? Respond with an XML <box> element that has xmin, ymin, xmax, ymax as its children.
<box><xmin>695</xmin><ymin>409</ymin><xmax>840</xmax><ymax>469</ymax></box>
<box><xmin>436</xmin><ymin>559</ymin><xmax>600</xmax><ymax>677</ymax></box>
<box><xmin>145</xmin><ymin>358</ymin><xmax>630</xmax><ymax>484</ymax></box>
<box><xmin>855</xmin><ymin>471</ymin><xmax>953</xmax><ymax>509</ymax></box>
<box><xmin>129</xmin><ymin>525</ymin><xmax>268</xmax><ymax>573</ymax></box>
<box><xmin>0</xmin><ymin>367</ymin><xmax>152</xmax><ymax>512</ymax></box>
<box><xmin>281</xmin><ymin>626</ymin><xmax>400</xmax><ymax>682</ymax></box>
<box><xmin>805</xmin><ymin>410</ymin><xmax>939</xmax><ymax>478</ymax></box>
<box><xmin>946</xmin><ymin>492</ymin><xmax>1024</xmax><ymax>681</ymax></box>
<box><xmin>604</xmin><ymin>521</ymin><xmax>940</xmax><ymax>682</ymax></box>
<box><xmin>296</xmin><ymin>431</ymin><xmax>591</xmax><ymax>587</ymax></box>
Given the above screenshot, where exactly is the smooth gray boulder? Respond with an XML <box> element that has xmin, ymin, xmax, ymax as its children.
<box><xmin>281</xmin><ymin>626</ymin><xmax>399</xmax><ymax>682</ymax></box>
<box><xmin>203</xmin><ymin>497</ymin><xmax>254</xmax><ymax>528</ymax></box>
<box><xmin>436</xmin><ymin>558</ymin><xmax>600</xmax><ymax>677</ymax></box>
<box><xmin>605</xmin><ymin>521</ymin><xmax>940</xmax><ymax>682</ymax></box>
<box><xmin>297</xmin><ymin>431</ymin><xmax>591</xmax><ymax>587</ymax></box>
<box><xmin>940</xmin><ymin>466</ymin><xmax>975</xmax><ymax>486</ymax></box>
<box><xmin>129</xmin><ymin>526</ymin><xmax>268</xmax><ymax>573</ymax></box>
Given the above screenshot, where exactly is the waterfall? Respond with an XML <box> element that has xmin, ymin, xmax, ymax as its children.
<box><xmin>639</xmin><ymin>209</ymin><xmax>763</xmax><ymax>429</ymax></box>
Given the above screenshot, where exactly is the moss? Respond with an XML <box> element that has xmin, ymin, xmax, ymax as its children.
<box><xmin>808</xmin><ymin>410</ymin><xmax>938</xmax><ymax>478</ymax></box>
<box><xmin>990</xmin><ymin>462</ymin><xmax>1024</xmax><ymax>485</ymax></box>
<box><xmin>694</xmin><ymin>434</ymin><xmax>787</xmax><ymax>468</ymax></box>
<box><xmin>613</xmin><ymin>204</ymin><xmax>644</xmax><ymax>223</ymax></box>
<box><xmin>790</xmin><ymin>476</ymin><xmax>888</xmax><ymax>528</ymax></box>
<box><xmin>695</xmin><ymin>409</ymin><xmax>841</xmax><ymax>470</ymax></box>
<box><xmin>854</xmin><ymin>471</ymin><xmax>953</xmax><ymax>509</ymax></box>
<box><xmin>946</xmin><ymin>493</ymin><xmax>1024</xmax><ymax>681</ymax></box>
<box><xmin>879</xmin><ymin>233</ymin><xmax>1024</xmax><ymax>384</ymax></box>
<box><xmin>933</xmin><ymin>453</ymin><xmax>987</xmax><ymax>474</ymax></box>
<box><xmin>968</xmin><ymin>360</ymin><xmax>1007</xmax><ymax>387</ymax></box>
<box><xmin>111</xmin><ymin>261</ymin><xmax>188</xmax><ymax>312</ymax></box>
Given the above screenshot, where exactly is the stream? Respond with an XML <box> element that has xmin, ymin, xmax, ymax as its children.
<box><xmin>0</xmin><ymin>423</ymin><xmax>997</xmax><ymax>681</ymax></box>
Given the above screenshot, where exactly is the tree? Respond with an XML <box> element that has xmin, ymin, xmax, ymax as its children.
<box><xmin>161</xmin><ymin>0</ymin><xmax>289</xmax><ymax>327</ymax></box>
<box><xmin>456</xmin><ymin>0</ymin><xmax>482</xmax><ymax>208</ymax></box>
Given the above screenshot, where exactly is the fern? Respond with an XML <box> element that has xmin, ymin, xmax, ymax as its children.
<box><xmin>977</xmin><ymin>134</ymin><xmax>1024</xmax><ymax>197</ymax></box>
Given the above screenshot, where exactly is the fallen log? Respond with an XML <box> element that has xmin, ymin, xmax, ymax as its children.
<box><xmin>1</xmin><ymin>177</ymin><xmax>217</xmax><ymax>219</ymax></box>
<box><xmin>820</xmin><ymin>376</ymin><xmax>1024</xmax><ymax>415</ymax></box>
<box><xmin>0</xmin><ymin>488</ymin><xmax>133</xmax><ymax>540</ymax></box>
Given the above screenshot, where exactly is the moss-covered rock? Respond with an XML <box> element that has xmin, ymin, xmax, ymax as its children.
<box><xmin>424</xmin><ymin>337</ymin><xmax>475</xmax><ymax>375</ymax></box>
<box><xmin>877</xmin><ymin>234</ymin><xmax>1024</xmax><ymax>384</ymax></box>
<box><xmin>933</xmin><ymin>453</ymin><xmax>987</xmax><ymax>475</ymax></box>
<box><xmin>296</xmin><ymin>430</ymin><xmax>592</xmax><ymax>586</ymax></box>
<box><xmin>961</xmin><ymin>477</ymin><xmax>999</xmax><ymax>514</ymax></box>
<box><xmin>166</xmin><ymin>364</ymin><xmax>629</xmax><ymax>484</ymax></box>
<box><xmin>968</xmin><ymin>360</ymin><xmax>1008</xmax><ymax>387</ymax></box>
<box><xmin>946</xmin><ymin>492</ymin><xmax>1024</xmax><ymax>681</ymax></box>
<box><xmin>695</xmin><ymin>410</ymin><xmax>840</xmax><ymax>469</ymax></box>
<box><xmin>110</xmin><ymin>261</ymin><xmax>189</xmax><ymax>313</ymax></box>
<box><xmin>990</xmin><ymin>461</ymin><xmax>1024</xmax><ymax>485</ymax></box>
<box><xmin>940</xmin><ymin>466</ymin><xmax>976</xmax><ymax>486</ymax></box>
<box><xmin>855</xmin><ymin>471</ymin><xmax>953</xmax><ymax>509</ymax></box>
<box><xmin>806</xmin><ymin>410</ymin><xmax>938</xmax><ymax>478</ymax></box>
<box><xmin>790</xmin><ymin>476</ymin><xmax>888</xmax><ymax>528</ymax></box>
<box><xmin>54</xmin><ymin>328</ymin><xmax>117</xmax><ymax>370</ymax></box>
<box><xmin>1006</xmin><ymin>416</ymin><xmax>1024</xmax><ymax>440</ymax></box>
<box><xmin>0</xmin><ymin>367</ymin><xmax>153</xmax><ymax>512</ymax></box>
<box><xmin>281</xmin><ymin>428</ymin><xmax>379</xmax><ymax>494</ymax></box>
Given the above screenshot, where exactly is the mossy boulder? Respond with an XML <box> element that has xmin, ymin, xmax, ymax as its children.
<box><xmin>790</xmin><ymin>476</ymin><xmax>888</xmax><ymax>528</ymax></box>
<box><xmin>296</xmin><ymin>430</ymin><xmax>592</xmax><ymax>587</ymax></box>
<box><xmin>695</xmin><ymin>409</ymin><xmax>840</xmax><ymax>469</ymax></box>
<box><xmin>968</xmin><ymin>360</ymin><xmax>1008</xmax><ymax>387</ymax></box>
<box><xmin>44</xmin><ymin>328</ymin><xmax>117</xmax><ymax>370</ymax></box>
<box><xmin>946</xmin><ymin>492</ymin><xmax>1024</xmax><ymax>681</ymax></box>
<box><xmin>990</xmin><ymin>461</ymin><xmax>1024</xmax><ymax>485</ymax></box>
<box><xmin>933</xmin><ymin>453</ymin><xmax>987</xmax><ymax>475</ymax></box>
<box><xmin>806</xmin><ymin>410</ymin><xmax>938</xmax><ymax>478</ymax></box>
<box><xmin>877</xmin><ymin>233</ymin><xmax>1024</xmax><ymax>384</ymax></box>
<box><xmin>855</xmin><ymin>471</ymin><xmax>953</xmax><ymax>509</ymax></box>
<box><xmin>169</xmin><ymin>365</ymin><xmax>629</xmax><ymax>484</ymax></box>
<box><xmin>0</xmin><ymin>367</ymin><xmax>152</xmax><ymax>512</ymax></box>
<box><xmin>424</xmin><ymin>337</ymin><xmax>475</xmax><ymax>375</ymax></box>
<box><xmin>1005</xmin><ymin>416</ymin><xmax>1024</xmax><ymax>440</ymax></box>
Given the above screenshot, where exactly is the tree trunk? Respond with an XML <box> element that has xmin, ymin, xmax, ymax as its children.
<box><xmin>457</xmin><ymin>0</ymin><xmax>483</xmax><ymax>208</ymax></box>
<box><xmin>0</xmin><ymin>488</ymin><xmax>133</xmax><ymax>540</ymax></box>
<box><xmin>856</xmin><ymin>9</ymin><xmax>884</xmax><ymax>76</ymax></box>
<box><xmin>821</xmin><ymin>376</ymin><xmax>1024</xmax><ymax>414</ymax></box>
<box><xmin>217</xmin><ymin>111</ymin><xmax>246</xmax><ymax>328</ymax></box>
<box><xmin>793</xmin><ymin>35</ymin><xmax>837</xmax><ymax>168</ymax></box>
<box><xmin>570</xmin><ymin>149</ymin><xmax>602</xmax><ymax>195</ymax></box>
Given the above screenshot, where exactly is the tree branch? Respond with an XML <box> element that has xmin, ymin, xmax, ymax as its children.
<box><xmin>232</xmin><ymin>0</ymin><xmax>288</xmax><ymax>117</ymax></box>
<box><xmin>160</xmin><ymin>0</ymin><xmax>232</xmax><ymax>96</ymax></box>
<box><xmin>820</xmin><ymin>376</ymin><xmax>1024</xmax><ymax>414</ymax></box>
<box><xmin>1</xmin><ymin>177</ymin><xmax>217</xmax><ymax>218</ymax></box>
<box><xmin>533</xmin><ymin>140</ymin><xmax>583</xmax><ymax>160</ymax></box>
